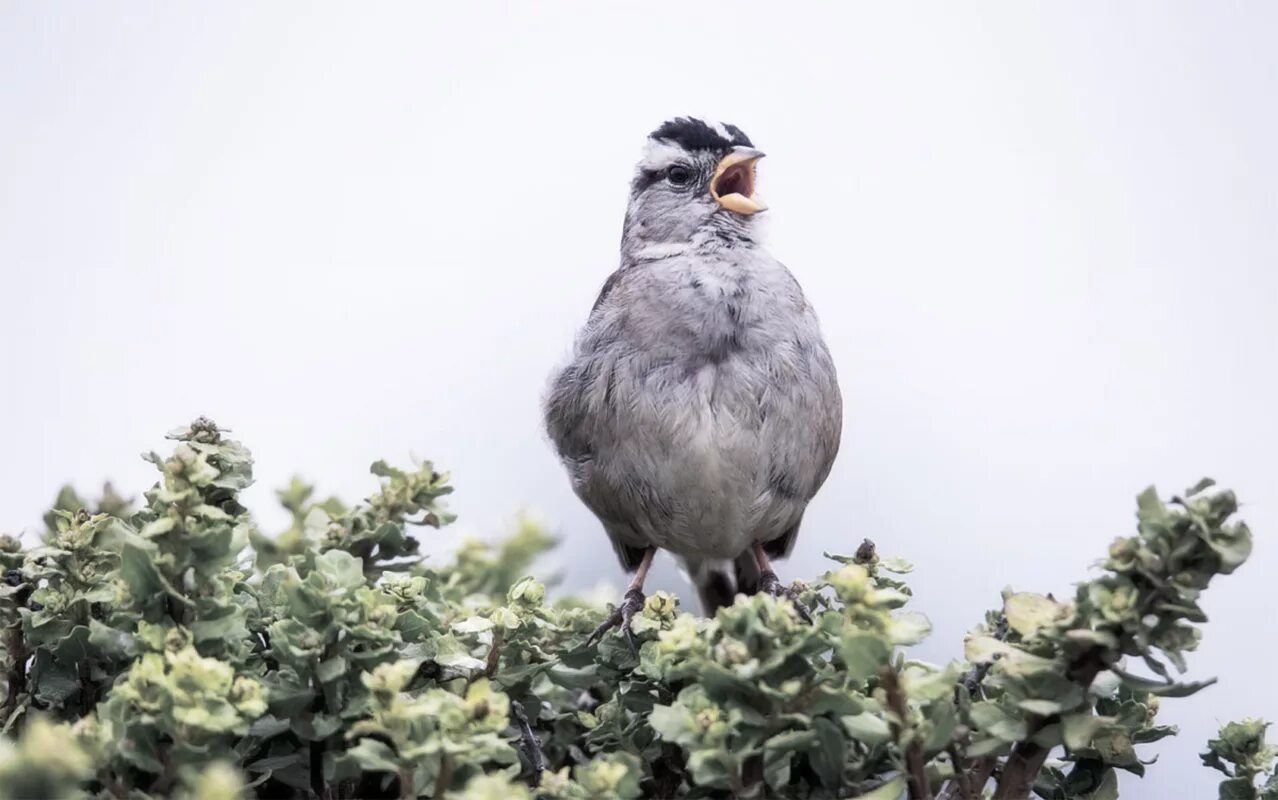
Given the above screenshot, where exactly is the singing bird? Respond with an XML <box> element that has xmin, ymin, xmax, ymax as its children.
<box><xmin>544</xmin><ymin>118</ymin><xmax>842</xmax><ymax>647</ymax></box>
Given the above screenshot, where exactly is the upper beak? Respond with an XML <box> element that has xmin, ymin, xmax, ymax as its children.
<box><xmin>711</xmin><ymin>147</ymin><xmax>767</xmax><ymax>215</ymax></box>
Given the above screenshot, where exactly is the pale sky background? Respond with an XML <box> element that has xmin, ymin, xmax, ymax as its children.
<box><xmin>2</xmin><ymin>3</ymin><xmax>1276</xmax><ymax>796</ymax></box>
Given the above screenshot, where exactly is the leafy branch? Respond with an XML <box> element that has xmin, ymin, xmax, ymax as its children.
<box><xmin>0</xmin><ymin>420</ymin><xmax>1261</xmax><ymax>799</ymax></box>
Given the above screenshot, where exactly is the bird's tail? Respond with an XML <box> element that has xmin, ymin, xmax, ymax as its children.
<box><xmin>687</xmin><ymin>551</ymin><xmax>763</xmax><ymax>617</ymax></box>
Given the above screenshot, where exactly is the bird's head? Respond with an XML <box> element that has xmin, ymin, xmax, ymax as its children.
<box><xmin>621</xmin><ymin>117</ymin><xmax>766</xmax><ymax>260</ymax></box>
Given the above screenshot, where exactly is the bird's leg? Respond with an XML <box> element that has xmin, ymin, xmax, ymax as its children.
<box><xmin>753</xmin><ymin>542</ymin><xmax>813</xmax><ymax>624</ymax></box>
<box><xmin>586</xmin><ymin>547</ymin><xmax>655</xmax><ymax>654</ymax></box>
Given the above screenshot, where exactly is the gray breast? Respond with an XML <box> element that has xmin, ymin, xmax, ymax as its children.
<box><xmin>545</xmin><ymin>251</ymin><xmax>842</xmax><ymax>565</ymax></box>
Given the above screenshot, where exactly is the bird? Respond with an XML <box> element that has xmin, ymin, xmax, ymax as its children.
<box><xmin>544</xmin><ymin>117</ymin><xmax>842</xmax><ymax>648</ymax></box>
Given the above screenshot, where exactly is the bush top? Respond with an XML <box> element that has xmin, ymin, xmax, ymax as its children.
<box><xmin>0</xmin><ymin>420</ymin><xmax>1269</xmax><ymax>800</ymax></box>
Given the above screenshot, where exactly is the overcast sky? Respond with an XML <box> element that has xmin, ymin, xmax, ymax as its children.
<box><xmin>2</xmin><ymin>3</ymin><xmax>1276</xmax><ymax>795</ymax></box>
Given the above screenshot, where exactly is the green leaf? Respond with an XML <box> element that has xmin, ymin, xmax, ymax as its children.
<box><xmin>838</xmin><ymin>632</ymin><xmax>891</xmax><ymax>683</ymax></box>
<box><xmin>432</xmin><ymin>633</ymin><xmax>486</xmax><ymax>673</ymax></box>
<box><xmin>346</xmin><ymin>739</ymin><xmax>401</xmax><ymax>773</ymax></box>
<box><xmin>810</xmin><ymin>716</ymin><xmax>847</xmax><ymax>789</ymax></box>
<box><xmin>1062</xmin><ymin>713</ymin><xmax>1111</xmax><ymax>750</ymax></box>
<box><xmin>880</xmin><ymin>557</ymin><xmax>914</xmax><ymax>574</ymax></box>
<box><xmin>1112</xmin><ymin>666</ymin><xmax>1218</xmax><ymax>697</ymax></box>
<box><xmin>849</xmin><ymin>777</ymin><xmax>905</xmax><ymax>800</ymax></box>
<box><xmin>1219</xmin><ymin>777</ymin><xmax>1259</xmax><ymax>800</ymax></box>
<box><xmin>923</xmin><ymin>699</ymin><xmax>958</xmax><ymax>754</ymax></box>
<box><xmin>316</xmin><ymin>656</ymin><xmax>348</xmax><ymax>685</ymax></box>
<box><xmin>1080</xmin><ymin>768</ymin><xmax>1120</xmax><ymax>800</ymax></box>
<box><xmin>89</xmin><ymin>619</ymin><xmax>138</xmax><ymax>659</ymax></box>
<box><xmin>248</xmin><ymin>753</ymin><xmax>304</xmax><ymax>773</ymax></box>
<box><xmin>970</xmin><ymin>701</ymin><xmax>1029</xmax><ymax>742</ymax></box>
<box><xmin>1207</xmin><ymin>526</ymin><xmax>1253</xmax><ymax>573</ymax></box>
<box><xmin>247</xmin><ymin>716</ymin><xmax>292</xmax><ymax>739</ymax></box>
<box><xmin>762</xmin><ymin>730</ymin><xmax>813</xmax><ymax>789</ymax></box>
<box><xmin>1136</xmin><ymin>486</ymin><xmax>1166</xmax><ymax>517</ymax></box>
<box><xmin>191</xmin><ymin>607</ymin><xmax>248</xmax><ymax>643</ymax></box>
<box><xmin>1186</xmin><ymin>477</ymin><xmax>1217</xmax><ymax>497</ymax></box>
<box><xmin>649</xmin><ymin>704</ymin><xmax>693</xmax><ymax>744</ymax></box>
<box><xmin>965</xmin><ymin>633</ymin><xmax>1013</xmax><ymax>663</ymax></box>
<box><xmin>842</xmin><ymin>713</ymin><xmax>892</xmax><ymax>745</ymax></box>
<box><xmin>809</xmin><ymin>684</ymin><xmax>865</xmax><ymax>716</ymax></box>
<box><xmin>52</xmin><ymin>625</ymin><xmax>92</xmax><ymax>663</ymax></box>
<box><xmin>118</xmin><ymin>541</ymin><xmax>163</xmax><ymax>598</ymax></box>
<box><xmin>888</xmin><ymin>611</ymin><xmax>932</xmax><ymax>645</ymax></box>
<box><xmin>967</xmin><ymin>736</ymin><xmax>1009</xmax><ymax>758</ymax></box>
<box><xmin>451</xmin><ymin>615</ymin><xmax>494</xmax><ymax>634</ymax></box>
<box><xmin>1018</xmin><ymin>698</ymin><xmax>1064</xmax><ymax>716</ymax></box>
<box><xmin>31</xmin><ymin>659</ymin><xmax>79</xmax><ymax>708</ymax></box>
<box><xmin>312</xmin><ymin>549</ymin><xmax>365</xmax><ymax>590</ymax></box>
<box><xmin>1004</xmin><ymin>592</ymin><xmax>1065</xmax><ymax>638</ymax></box>
<box><xmin>140</xmin><ymin>516</ymin><xmax>177</xmax><ymax>538</ymax></box>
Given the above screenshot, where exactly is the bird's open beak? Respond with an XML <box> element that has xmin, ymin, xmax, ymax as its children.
<box><xmin>711</xmin><ymin>147</ymin><xmax>767</xmax><ymax>215</ymax></box>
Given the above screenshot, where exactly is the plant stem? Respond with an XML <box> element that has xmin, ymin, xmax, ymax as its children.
<box><xmin>398</xmin><ymin>766</ymin><xmax>414</xmax><ymax>800</ymax></box>
<box><xmin>939</xmin><ymin>759</ymin><xmax>996</xmax><ymax>800</ymax></box>
<box><xmin>77</xmin><ymin>657</ymin><xmax>95</xmax><ymax>717</ymax></box>
<box><xmin>434</xmin><ymin>755</ymin><xmax>453</xmax><ymax>798</ymax></box>
<box><xmin>943</xmin><ymin>744</ymin><xmax>973</xmax><ymax>800</ymax></box>
<box><xmin>939</xmin><ymin>615</ymin><xmax>1008</xmax><ymax>800</ymax></box>
<box><xmin>309</xmin><ymin>668</ymin><xmax>329</xmax><ymax>800</ymax></box>
<box><xmin>511</xmin><ymin>700</ymin><xmax>546</xmax><ymax>782</ymax></box>
<box><xmin>992</xmin><ymin>651</ymin><xmax>1107</xmax><ymax>799</ymax></box>
<box><xmin>2</xmin><ymin>623</ymin><xmax>27</xmax><ymax>728</ymax></box>
<box><xmin>881</xmin><ymin>665</ymin><xmax>933</xmax><ymax>800</ymax></box>
<box><xmin>484</xmin><ymin>630</ymin><xmax>504</xmax><ymax>678</ymax></box>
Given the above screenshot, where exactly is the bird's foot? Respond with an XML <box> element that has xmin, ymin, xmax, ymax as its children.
<box><xmin>586</xmin><ymin>587</ymin><xmax>646</xmax><ymax>654</ymax></box>
<box><xmin>759</xmin><ymin>570</ymin><xmax>813</xmax><ymax>624</ymax></box>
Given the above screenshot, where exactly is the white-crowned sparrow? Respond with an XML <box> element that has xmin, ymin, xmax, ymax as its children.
<box><xmin>545</xmin><ymin>118</ymin><xmax>842</xmax><ymax>647</ymax></box>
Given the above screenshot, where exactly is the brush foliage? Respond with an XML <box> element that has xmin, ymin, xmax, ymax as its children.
<box><xmin>0</xmin><ymin>420</ymin><xmax>1268</xmax><ymax>799</ymax></box>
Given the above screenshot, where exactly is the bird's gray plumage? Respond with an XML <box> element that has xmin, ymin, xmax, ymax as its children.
<box><xmin>545</xmin><ymin>118</ymin><xmax>842</xmax><ymax>613</ymax></box>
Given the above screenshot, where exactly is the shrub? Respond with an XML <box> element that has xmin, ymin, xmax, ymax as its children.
<box><xmin>0</xmin><ymin>419</ymin><xmax>1270</xmax><ymax>799</ymax></box>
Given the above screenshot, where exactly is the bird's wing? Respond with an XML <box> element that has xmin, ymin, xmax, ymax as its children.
<box><xmin>544</xmin><ymin>267</ymin><xmax>627</xmax><ymax>465</ymax></box>
<box><xmin>757</xmin><ymin>276</ymin><xmax>844</xmax><ymax>559</ymax></box>
<box><xmin>545</xmin><ymin>267</ymin><xmax>655</xmax><ymax>572</ymax></box>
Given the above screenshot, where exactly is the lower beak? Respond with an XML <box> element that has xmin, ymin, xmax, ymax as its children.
<box><xmin>711</xmin><ymin>147</ymin><xmax>767</xmax><ymax>215</ymax></box>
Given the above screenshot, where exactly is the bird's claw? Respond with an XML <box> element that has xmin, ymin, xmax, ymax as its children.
<box><xmin>586</xmin><ymin>587</ymin><xmax>646</xmax><ymax>655</ymax></box>
<box><xmin>759</xmin><ymin>570</ymin><xmax>813</xmax><ymax>624</ymax></box>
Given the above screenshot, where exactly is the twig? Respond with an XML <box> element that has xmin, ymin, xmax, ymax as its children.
<box><xmin>881</xmin><ymin>665</ymin><xmax>933</xmax><ymax>800</ymax></box>
<box><xmin>992</xmin><ymin>742</ymin><xmax>1045</xmax><ymax>800</ymax></box>
<box><xmin>77</xmin><ymin>657</ymin><xmax>96</xmax><ymax>717</ymax></box>
<box><xmin>2</xmin><ymin>623</ymin><xmax>27</xmax><ymax>728</ymax></box>
<box><xmin>992</xmin><ymin>650</ymin><xmax>1107</xmax><ymax>799</ymax></box>
<box><xmin>484</xmin><ymin>630</ymin><xmax>504</xmax><ymax>679</ymax></box>
<box><xmin>151</xmin><ymin>749</ymin><xmax>176</xmax><ymax>796</ymax></box>
<box><xmin>939</xmin><ymin>758</ymin><xmax>996</xmax><ymax>800</ymax></box>
<box><xmin>434</xmin><ymin>754</ymin><xmax>453</xmax><ymax>798</ymax></box>
<box><xmin>938</xmin><ymin>615</ymin><xmax>1008</xmax><ymax>800</ymax></box>
<box><xmin>1</xmin><ymin>575</ymin><xmax>31</xmax><ymax>730</ymax></box>
<box><xmin>102</xmin><ymin>774</ymin><xmax>128</xmax><ymax>799</ymax></box>
<box><xmin>309</xmin><ymin>667</ymin><xmax>330</xmax><ymax>800</ymax></box>
<box><xmin>935</xmin><ymin>756</ymin><xmax>991</xmax><ymax>797</ymax></box>
<box><xmin>511</xmin><ymin>700</ymin><xmax>546</xmax><ymax>782</ymax></box>
<box><xmin>398</xmin><ymin>766</ymin><xmax>414</xmax><ymax>800</ymax></box>
<box><xmin>944</xmin><ymin>743</ymin><xmax>973</xmax><ymax>800</ymax></box>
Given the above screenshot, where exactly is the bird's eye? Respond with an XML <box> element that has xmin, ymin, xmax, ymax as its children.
<box><xmin>666</xmin><ymin>166</ymin><xmax>694</xmax><ymax>186</ymax></box>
